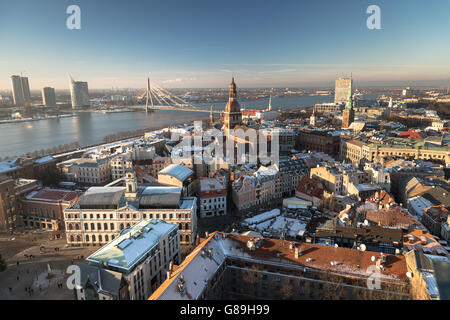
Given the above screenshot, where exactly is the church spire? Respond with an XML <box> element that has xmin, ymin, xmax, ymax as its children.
<box><xmin>229</xmin><ymin>77</ymin><xmax>237</xmax><ymax>101</ymax></box>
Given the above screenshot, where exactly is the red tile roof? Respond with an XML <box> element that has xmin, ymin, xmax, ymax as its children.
<box><xmin>398</xmin><ymin>129</ymin><xmax>425</xmax><ymax>140</ymax></box>
<box><xmin>366</xmin><ymin>190</ymin><xmax>396</xmax><ymax>208</ymax></box>
<box><xmin>296</xmin><ymin>175</ymin><xmax>324</xmax><ymax>198</ymax></box>
<box><xmin>365</xmin><ymin>207</ymin><xmax>421</xmax><ymax>229</ymax></box>
<box><xmin>26</xmin><ymin>188</ymin><xmax>81</xmax><ymax>203</ymax></box>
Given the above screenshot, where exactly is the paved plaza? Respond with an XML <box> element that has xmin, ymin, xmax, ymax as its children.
<box><xmin>0</xmin><ymin>230</ymin><xmax>96</xmax><ymax>300</ymax></box>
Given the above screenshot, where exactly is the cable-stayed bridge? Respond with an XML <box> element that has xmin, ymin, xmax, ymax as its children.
<box><xmin>135</xmin><ymin>78</ymin><xmax>222</xmax><ymax>114</ymax></box>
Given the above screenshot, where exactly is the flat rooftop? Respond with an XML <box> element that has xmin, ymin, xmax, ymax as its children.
<box><xmin>25</xmin><ymin>188</ymin><xmax>81</xmax><ymax>203</ymax></box>
<box><xmin>86</xmin><ymin>219</ymin><xmax>178</xmax><ymax>273</ymax></box>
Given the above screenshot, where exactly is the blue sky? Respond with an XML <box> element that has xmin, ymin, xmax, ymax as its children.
<box><xmin>0</xmin><ymin>0</ymin><xmax>449</xmax><ymax>89</ymax></box>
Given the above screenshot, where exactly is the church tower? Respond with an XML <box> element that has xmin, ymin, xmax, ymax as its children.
<box><xmin>310</xmin><ymin>109</ymin><xmax>316</xmax><ymax>127</ymax></box>
<box><xmin>342</xmin><ymin>76</ymin><xmax>355</xmax><ymax>129</ymax></box>
<box><xmin>224</xmin><ymin>77</ymin><xmax>242</xmax><ymax>135</ymax></box>
<box><xmin>125</xmin><ymin>170</ymin><xmax>137</xmax><ymax>199</ymax></box>
<box><xmin>209</xmin><ymin>106</ymin><xmax>214</xmax><ymax>126</ymax></box>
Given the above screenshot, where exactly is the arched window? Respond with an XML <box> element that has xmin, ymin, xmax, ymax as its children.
<box><xmin>84</xmin><ymin>223</ymin><xmax>88</xmax><ymax>230</ymax></box>
<box><xmin>120</xmin><ymin>223</ymin><xmax>124</xmax><ymax>230</ymax></box>
<box><xmin>92</xmin><ymin>235</ymin><xmax>96</xmax><ymax>242</ymax></box>
<box><xmin>70</xmin><ymin>235</ymin><xmax>74</xmax><ymax>242</ymax></box>
<box><xmin>97</xmin><ymin>223</ymin><xmax>101</xmax><ymax>230</ymax></box>
<box><xmin>126</xmin><ymin>223</ymin><xmax>130</xmax><ymax>228</ymax></box>
<box><xmin>98</xmin><ymin>235</ymin><xmax>102</xmax><ymax>243</ymax></box>
<box><xmin>110</xmin><ymin>223</ymin><xmax>114</xmax><ymax>230</ymax></box>
<box><xmin>105</xmin><ymin>235</ymin><xmax>109</xmax><ymax>242</ymax></box>
<box><xmin>104</xmin><ymin>223</ymin><xmax>108</xmax><ymax>230</ymax></box>
<box><xmin>91</xmin><ymin>223</ymin><xmax>95</xmax><ymax>230</ymax></box>
<box><xmin>76</xmin><ymin>235</ymin><xmax>81</xmax><ymax>242</ymax></box>
<box><xmin>75</xmin><ymin>224</ymin><xmax>79</xmax><ymax>230</ymax></box>
<box><xmin>86</xmin><ymin>235</ymin><xmax>90</xmax><ymax>242</ymax></box>
<box><xmin>68</xmin><ymin>224</ymin><xmax>73</xmax><ymax>230</ymax></box>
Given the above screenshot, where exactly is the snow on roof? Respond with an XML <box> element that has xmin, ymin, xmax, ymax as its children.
<box><xmin>87</xmin><ymin>219</ymin><xmax>177</xmax><ymax>273</ymax></box>
<box><xmin>408</xmin><ymin>196</ymin><xmax>435</xmax><ymax>216</ymax></box>
<box><xmin>269</xmin><ymin>216</ymin><xmax>307</xmax><ymax>238</ymax></box>
<box><xmin>179</xmin><ymin>198</ymin><xmax>197</xmax><ymax>210</ymax></box>
<box><xmin>423</xmin><ymin>272</ymin><xmax>440</xmax><ymax>297</ymax></box>
<box><xmin>151</xmin><ymin>232</ymin><xmax>409</xmax><ymax>300</ymax></box>
<box><xmin>141</xmin><ymin>186</ymin><xmax>182</xmax><ymax>196</ymax></box>
<box><xmin>255</xmin><ymin>164</ymin><xmax>279</xmax><ymax>177</ymax></box>
<box><xmin>34</xmin><ymin>156</ymin><xmax>54</xmax><ymax>164</ymax></box>
<box><xmin>199</xmin><ymin>178</ymin><xmax>225</xmax><ymax>192</ymax></box>
<box><xmin>158</xmin><ymin>164</ymin><xmax>193</xmax><ymax>182</ymax></box>
<box><xmin>0</xmin><ymin>159</ymin><xmax>20</xmax><ymax>174</ymax></box>
<box><xmin>242</xmin><ymin>209</ymin><xmax>280</xmax><ymax>226</ymax></box>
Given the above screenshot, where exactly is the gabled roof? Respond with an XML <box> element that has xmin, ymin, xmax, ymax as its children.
<box><xmin>76</xmin><ymin>262</ymin><xmax>123</xmax><ymax>298</ymax></box>
<box><xmin>79</xmin><ymin>187</ymin><xmax>125</xmax><ymax>207</ymax></box>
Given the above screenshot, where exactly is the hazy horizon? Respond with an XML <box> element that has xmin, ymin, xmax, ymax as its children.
<box><xmin>1</xmin><ymin>0</ymin><xmax>450</xmax><ymax>90</ymax></box>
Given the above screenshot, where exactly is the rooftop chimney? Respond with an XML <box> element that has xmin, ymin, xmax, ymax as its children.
<box><xmin>294</xmin><ymin>247</ymin><xmax>300</xmax><ymax>259</ymax></box>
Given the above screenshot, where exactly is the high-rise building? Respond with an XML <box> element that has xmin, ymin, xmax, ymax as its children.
<box><xmin>41</xmin><ymin>87</ymin><xmax>56</xmax><ymax>107</ymax></box>
<box><xmin>21</xmin><ymin>77</ymin><xmax>31</xmax><ymax>105</ymax></box>
<box><xmin>223</xmin><ymin>77</ymin><xmax>242</xmax><ymax>135</ymax></box>
<box><xmin>342</xmin><ymin>77</ymin><xmax>355</xmax><ymax>129</ymax></box>
<box><xmin>69</xmin><ymin>76</ymin><xmax>90</xmax><ymax>109</ymax></box>
<box><xmin>11</xmin><ymin>76</ymin><xmax>24</xmax><ymax>106</ymax></box>
<box><xmin>10</xmin><ymin>75</ymin><xmax>31</xmax><ymax>106</ymax></box>
<box><xmin>334</xmin><ymin>77</ymin><xmax>352</xmax><ymax>104</ymax></box>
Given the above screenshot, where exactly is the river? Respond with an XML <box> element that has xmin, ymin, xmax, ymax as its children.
<box><xmin>0</xmin><ymin>94</ymin><xmax>376</xmax><ymax>158</ymax></box>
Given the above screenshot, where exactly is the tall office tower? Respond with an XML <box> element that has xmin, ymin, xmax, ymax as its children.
<box><xmin>69</xmin><ymin>76</ymin><xmax>90</xmax><ymax>109</ymax></box>
<box><xmin>334</xmin><ymin>77</ymin><xmax>353</xmax><ymax>104</ymax></box>
<box><xmin>11</xmin><ymin>75</ymin><xmax>24</xmax><ymax>106</ymax></box>
<box><xmin>223</xmin><ymin>77</ymin><xmax>242</xmax><ymax>135</ymax></box>
<box><xmin>342</xmin><ymin>77</ymin><xmax>355</xmax><ymax>129</ymax></box>
<box><xmin>42</xmin><ymin>87</ymin><xmax>56</xmax><ymax>107</ymax></box>
<box><xmin>11</xmin><ymin>75</ymin><xmax>32</xmax><ymax>106</ymax></box>
<box><xmin>21</xmin><ymin>77</ymin><xmax>31</xmax><ymax>105</ymax></box>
